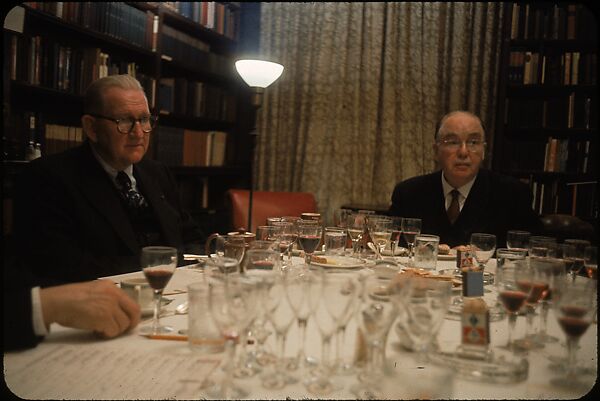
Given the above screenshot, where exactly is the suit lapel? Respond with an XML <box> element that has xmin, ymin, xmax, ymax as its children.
<box><xmin>456</xmin><ymin>170</ymin><xmax>491</xmax><ymax>227</ymax></box>
<box><xmin>76</xmin><ymin>144</ymin><xmax>139</xmax><ymax>254</ymax></box>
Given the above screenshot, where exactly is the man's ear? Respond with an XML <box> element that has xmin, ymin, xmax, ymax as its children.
<box><xmin>81</xmin><ymin>115</ymin><xmax>97</xmax><ymax>142</ymax></box>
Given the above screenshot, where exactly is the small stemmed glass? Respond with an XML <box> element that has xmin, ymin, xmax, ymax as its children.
<box><xmin>273</xmin><ymin>221</ymin><xmax>298</xmax><ymax>262</ymax></box>
<box><xmin>401</xmin><ymin>218</ymin><xmax>421</xmax><ymax>266</ymax></box>
<box><xmin>531</xmin><ymin>257</ymin><xmax>567</xmax><ymax>345</ymax></box>
<box><xmin>206</xmin><ymin>273</ymin><xmax>258</xmax><ymax>399</ymax></box>
<box><xmin>366</xmin><ymin>215</ymin><xmax>392</xmax><ymax>260</ymax></box>
<box><xmin>550</xmin><ymin>277</ymin><xmax>596</xmax><ymax>392</ymax></box>
<box><xmin>297</xmin><ymin>221</ymin><xmax>323</xmax><ymax>265</ymax></box>
<box><xmin>497</xmin><ymin>258</ymin><xmax>530</xmax><ymax>352</ymax></box>
<box><xmin>346</xmin><ymin>212</ymin><xmax>367</xmax><ymax>258</ymax></box>
<box><xmin>564</xmin><ymin>239</ymin><xmax>590</xmax><ymax>281</ymax></box>
<box><xmin>470</xmin><ymin>233</ymin><xmax>497</xmax><ymax>270</ymax></box>
<box><xmin>139</xmin><ymin>246</ymin><xmax>177</xmax><ymax>335</ymax></box>
<box><xmin>285</xmin><ymin>264</ymin><xmax>322</xmax><ymax>371</ymax></box>
<box><xmin>388</xmin><ymin>216</ymin><xmax>403</xmax><ymax>258</ymax></box>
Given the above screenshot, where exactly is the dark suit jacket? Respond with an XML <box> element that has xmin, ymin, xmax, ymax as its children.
<box><xmin>388</xmin><ymin>169</ymin><xmax>543</xmax><ymax>248</ymax></box>
<box><xmin>12</xmin><ymin>142</ymin><xmax>204</xmax><ymax>283</ymax></box>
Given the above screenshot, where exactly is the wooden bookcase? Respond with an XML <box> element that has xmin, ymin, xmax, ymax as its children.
<box><xmin>3</xmin><ymin>2</ymin><xmax>255</xmax><ymax>236</ymax></box>
<box><xmin>493</xmin><ymin>2</ymin><xmax>598</xmax><ymax>222</ymax></box>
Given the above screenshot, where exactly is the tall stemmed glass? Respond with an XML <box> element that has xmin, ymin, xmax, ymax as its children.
<box><xmin>470</xmin><ymin>233</ymin><xmax>497</xmax><ymax>270</ymax></box>
<box><xmin>346</xmin><ymin>212</ymin><xmax>367</xmax><ymax>258</ymax></box>
<box><xmin>256</xmin><ymin>225</ymin><xmax>280</xmax><ymax>243</ymax></box>
<box><xmin>297</xmin><ymin>221</ymin><xmax>323</xmax><ymax>265</ymax></box>
<box><xmin>366</xmin><ymin>215</ymin><xmax>392</xmax><ymax>259</ymax></box>
<box><xmin>564</xmin><ymin>239</ymin><xmax>590</xmax><ymax>281</ymax></box>
<box><xmin>497</xmin><ymin>258</ymin><xmax>530</xmax><ymax>351</ymax></box>
<box><xmin>584</xmin><ymin>246</ymin><xmax>597</xmax><ymax>280</ymax></box>
<box><xmin>351</xmin><ymin>274</ymin><xmax>400</xmax><ymax>399</ymax></box>
<box><xmin>506</xmin><ymin>230</ymin><xmax>530</xmax><ymax>253</ymax></box>
<box><xmin>388</xmin><ymin>217</ymin><xmax>403</xmax><ymax>258</ymax></box>
<box><xmin>261</xmin><ymin>264</ymin><xmax>299</xmax><ymax>389</ymax></box>
<box><xmin>206</xmin><ymin>273</ymin><xmax>257</xmax><ymax>399</ymax></box>
<box><xmin>139</xmin><ymin>246</ymin><xmax>177</xmax><ymax>335</ymax></box>
<box><xmin>550</xmin><ymin>277</ymin><xmax>596</xmax><ymax>391</ymax></box>
<box><xmin>305</xmin><ymin>271</ymin><xmax>342</xmax><ymax>396</ymax></box>
<box><xmin>531</xmin><ymin>257</ymin><xmax>566</xmax><ymax>345</ymax></box>
<box><xmin>285</xmin><ymin>264</ymin><xmax>322</xmax><ymax>371</ymax></box>
<box><xmin>238</xmin><ymin>250</ymin><xmax>280</xmax><ymax>376</ymax></box>
<box><xmin>324</xmin><ymin>273</ymin><xmax>359</xmax><ymax>376</ymax></box>
<box><xmin>401</xmin><ymin>218</ymin><xmax>421</xmax><ymax>266</ymax></box>
<box><xmin>273</xmin><ymin>221</ymin><xmax>298</xmax><ymax>262</ymax></box>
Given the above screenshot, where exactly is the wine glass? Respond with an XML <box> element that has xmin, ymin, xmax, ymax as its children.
<box><xmin>366</xmin><ymin>215</ymin><xmax>392</xmax><ymax>259</ymax></box>
<box><xmin>139</xmin><ymin>246</ymin><xmax>177</xmax><ymax>335</ymax></box>
<box><xmin>206</xmin><ymin>273</ymin><xmax>258</xmax><ymax>399</ymax></box>
<box><xmin>324</xmin><ymin>226</ymin><xmax>347</xmax><ymax>256</ymax></box>
<box><xmin>550</xmin><ymin>277</ymin><xmax>596</xmax><ymax>391</ymax></box>
<box><xmin>401</xmin><ymin>218</ymin><xmax>421</xmax><ymax>266</ymax></box>
<box><xmin>387</xmin><ymin>216</ymin><xmax>403</xmax><ymax>258</ymax></box>
<box><xmin>346</xmin><ymin>212</ymin><xmax>367</xmax><ymax>258</ymax></box>
<box><xmin>529</xmin><ymin>236</ymin><xmax>556</xmax><ymax>258</ymax></box>
<box><xmin>323</xmin><ymin>272</ymin><xmax>359</xmax><ymax>376</ymax></box>
<box><xmin>273</xmin><ymin>221</ymin><xmax>298</xmax><ymax>262</ymax></box>
<box><xmin>530</xmin><ymin>257</ymin><xmax>566</xmax><ymax>345</ymax></box>
<box><xmin>297</xmin><ymin>221</ymin><xmax>323</xmax><ymax>265</ymax></box>
<box><xmin>497</xmin><ymin>258</ymin><xmax>530</xmax><ymax>352</ymax></box>
<box><xmin>284</xmin><ymin>264</ymin><xmax>322</xmax><ymax>371</ymax></box>
<box><xmin>350</xmin><ymin>274</ymin><xmax>400</xmax><ymax>398</ymax></box>
<box><xmin>584</xmin><ymin>246</ymin><xmax>597</xmax><ymax>280</ymax></box>
<box><xmin>469</xmin><ymin>233</ymin><xmax>496</xmax><ymax>270</ymax></box>
<box><xmin>261</xmin><ymin>263</ymin><xmax>299</xmax><ymax>389</ymax></box>
<box><xmin>559</xmin><ymin>243</ymin><xmax>583</xmax><ymax>282</ymax></box>
<box><xmin>506</xmin><ymin>230</ymin><xmax>530</xmax><ymax>252</ymax></box>
<box><xmin>564</xmin><ymin>239</ymin><xmax>590</xmax><ymax>280</ymax></box>
<box><xmin>256</xmin><ymin>225</ymin><xmax>280</xmax><ymax>242</ymax></box>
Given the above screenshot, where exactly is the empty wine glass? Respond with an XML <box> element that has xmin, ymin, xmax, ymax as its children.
<box><xmin>584</xmin><ymin>246</ymin><xmax>597</xmax><ymax>280</ymax></box>
<box><xmin>346</xmin><ymin>212</ymin><xmax>367</xmax><ymax>258</ymax></box>
<box><xmin>366</xmin><ymin>215</ymin><xmax>392</xmax><ymax>259</ymax></box>
<box><xmin>401</xmin><ymin>218</ymin><xmax>421</xmax><ymax>266</ymax></box>
<box><xmin>564</xmin><ymin>239</ymin><xmax>590</xmax><ymax>281</ymax></box>
<box><xmin>297</xmin><ymin>221</ymin><xmax>323</xmax><ymax>265</ymax></box>
<box><xmin>470</xmin><ymin>233</ymin><xmax>496</xmax><ymax>270</ymax></box>
<box><xmin>256</xmin><ymin>225</ymin><xmax>280</xmax><ymax>242</ymax></box>
<box><xmin>273</xmin><ymin>221</ymin><xmax>298</xmax><ymax>262</ymax></box>
<box><xmin>506</xmin><ymin>230</ymin><xmax>530</xmax><ymax>253</ymax></box>
<box><xmin>206</xmin><ymin>273</ymin><xmax>258</xmax><ymax>399</ymax></box>
<box><xmin>387</xmin><ymin>216</ymin><xmax>403</xmax><ymax>258</ymax></box>
<box><xmin>550</xmin><ymin>277</ymin><xmax>596</xmax><ymax>392</ymax></box>
<box><xmin>139</xmin><ymin>246</ymin><xmax>177</xmax><ymax>335</ymax></box>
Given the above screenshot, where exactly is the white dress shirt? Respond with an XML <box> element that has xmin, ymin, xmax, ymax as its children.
<box><xmin>441</xmin><ymin>172</ymin><xmax>477</xmax><ymax>212</ymax></box>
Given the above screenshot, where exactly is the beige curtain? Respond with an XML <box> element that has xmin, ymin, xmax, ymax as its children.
<box><xmin>256</xmin><ymin>2</ymin><xmax>505</xmax><ymax>223</ymax></box>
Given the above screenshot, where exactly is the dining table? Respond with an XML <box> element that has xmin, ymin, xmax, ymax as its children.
<box><xmin>4</xmin><ymin>254</ymin><xmax>597</xmax><ymax>399</ymax></box>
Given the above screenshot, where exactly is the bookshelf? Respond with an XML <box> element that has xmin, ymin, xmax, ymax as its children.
<box><xmin>3</xmin><ymin>2</ymin><xmax>254</xmax><ymax>236</ymax></box>
<box><xmin>493</xmin><ymin>2</ymin><xmax>598</xmax><ymax>223</ymax></box>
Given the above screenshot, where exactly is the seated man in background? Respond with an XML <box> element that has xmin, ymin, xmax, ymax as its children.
<box><xmin>13</xmin><ymin>74</ymin><xmax>204</xmax><ymax>283</ymax></box>
<box><xmin>388</xmin><ymin>110</ymin><xmax>543</xmax><ymax>248</ymax></box>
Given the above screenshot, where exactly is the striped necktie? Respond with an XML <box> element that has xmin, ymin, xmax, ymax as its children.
<box><xmin>116</xmin><ymin>171</ymin><xmax>148</xmax><ymax>210</ymax></box>
<box><xmin>447</xmin><ymin>189</ymin><xmax>460</xmax><ymax>224</ymax></box>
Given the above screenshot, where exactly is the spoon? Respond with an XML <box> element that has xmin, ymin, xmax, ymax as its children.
<box><xmin>175</xmin><ymin>301</ymin><xmax>189</xmax><ymax>315</ymax></box>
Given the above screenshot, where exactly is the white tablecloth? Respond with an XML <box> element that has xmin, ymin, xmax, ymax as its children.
<box><xmin>4</xmin><ymin>257</ymin><xmax>597</xmax><ymax>399</ymax></box>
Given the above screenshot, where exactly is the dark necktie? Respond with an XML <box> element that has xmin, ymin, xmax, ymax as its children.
<box><xmin>116</xmin><ymin>171</ymin><xmax>148</xmax><ymax>210</ymax></box>
<box><xmin>447</xmin><ymin>189</ymin><xmax>460</xmax><ymax>224</ymax></box>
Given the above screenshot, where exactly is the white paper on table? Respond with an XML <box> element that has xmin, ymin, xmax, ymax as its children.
<box><xmin>4</xmin><ymin>342</ymin><xmax>219</xmax><ymax>400</ymax></box>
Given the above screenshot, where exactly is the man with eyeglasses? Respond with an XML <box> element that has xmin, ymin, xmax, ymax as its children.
<box><xmin>388</xmin><ymin>110</ymin><xmax>542</xmax><ymax>248</ymax></box>
<box><xmin>12</xmin><ymin>74</ymin><xmax>204</xmax><ymax>283</ymax></box>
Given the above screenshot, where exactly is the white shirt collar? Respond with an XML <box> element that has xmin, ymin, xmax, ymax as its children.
<box><xmin>441</xmin><ymin>172</ymin><xmax>477</xmax><ymax>199</ymax></box>
<box><xmin>89</xmin><ymin>144</ymin><xmax>134</xmax><ymax>184</ymax></box>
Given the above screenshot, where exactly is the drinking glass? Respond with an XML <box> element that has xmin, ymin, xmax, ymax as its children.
<box><xmin>550</xmin><ymin>277</ymin><xmax>596</xmax><ymax>391</ymax></box>
<box><xmin>497</xmin><ymin>258</ymin><xmax>530</xmax><ymax>351</ymax></box>
<box><xmin>285</xmin><ymin>264</ymin><xmax>322</xmax><ymax>371</ymax></box>
<box><xmin>558</xmin><ymin>243</ymin><xmax>583</xmax><ymax>282</ymax></box>
<box><xmin>530</xmin><ymin>257</ymin><xmax>566</xmax><ymax>345</ymax></box>
<box><xmin>564</xmin><ymin>239</ymin><xmax>590</xmax><ymax>280</ymax></box>
<box><xmin>256</xmin><ymin>225</ymin><xmax>280</xmax><ymax>242</ymax></box>
<box><xmin>387</xmin><ymin>216</ymin><xmax>403</xmax><ymax>258</ymax></box>
<box><xmin>351</xmin><ymin>274</ymin><xmax>400</xmax><ymax>398</ymax></box>
<box><xmin>401</xmin><ymin>218</ymin><xmax>421</xmax><ymax>266</ymax></box>
<box><xmin>346</xmin><ymin>212</ymin><xmax>367</xmax><ymax>257</ymax></box>
<box><xmin>333</xmin><ymin>208</ymin><xmax>352</xmax><ymax>228</ymax></box>
<box><xmin>469</xmin><ymin>233</ymin><xmax>496</xmax><ymax>269</ymax></box>
<box><xmin>584</xmin><ymin>245</ymin><xmax>597</xmax><ymax>280</ymax></box>
<box><xmin>529</xmin><ymin>236</ymin><xmax>557</xmax><ymax>258</ymax></box>
<box><xmin>273</xmin><ymin>221</ymin><xmax>298</xmax><ymax>261</ymax></box>
<box><xmin>261</xmin><ymin>265</ymin><xmax>298</xmax><ymax>389</ymax></box>
<box><xmin>366</xmin><ymin>215</ymin><xmax>392</xmax><ymax>259</ymax></box>
<box><xmin>324</xmin><ymin>226</ymin><xmax>347</xmax><ymax>256</ymax></box>
<box><xmin>297</xmin><ymin>221</ymin><xmax>323</xmax><ymax>264</ymax></box>
<box><xmin>413</xmin><ymin>234</ymin><xmax>440</xmax><ymax>271</ymax></box>
<box><xmin>206</xmin><ymin>234</ymin><xmax>246</xmax><ymax>271</ymax></box>
<box><xmin>305</xmin><ymin>271</ymin><xmax>342</xmax><ymax>395</ymax></box>
<box><xmin>506</xmin><ymin>230</ymin><xmax>530</xmax><ymax>253</ymax></box>
<box><xmin>206</xmin><ymin>273</ymin><xmax>258</xmax><ymax>399</ymax></box>
<box><xmin>139</xmin><ymin>246</ymin><xmax>177</xmax><ymax>335</ymax></box>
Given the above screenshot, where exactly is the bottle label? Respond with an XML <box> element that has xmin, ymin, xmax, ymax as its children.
<box><xmin>462</xmin><ymin>310</ymin><xmax>490</xmax><ymax>346</ymax></box>
<box><xmin>456</xmin><ymin>249</ymin><xmax>473</xmax><ymax>268</ymax></box>
<box><xmin>462</xmin><ymin>269</ymin><xmax>484</xmax><ymax>297</ymax></box>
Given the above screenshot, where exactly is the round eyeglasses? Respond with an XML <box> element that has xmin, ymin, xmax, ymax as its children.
<box><xmin>89</xmin><ymin>113</ymin><xmax>158</xmax><ymax>134</ymax></box>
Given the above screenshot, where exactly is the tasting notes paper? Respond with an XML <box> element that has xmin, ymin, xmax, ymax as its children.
<box><xmin>5</xmin><ymin>342</ymin><xmax>219</xmax><ymax>399</ymax></box>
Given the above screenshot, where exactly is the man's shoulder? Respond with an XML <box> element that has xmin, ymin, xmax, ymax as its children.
<box><xmin>480</xmin><ymin>169</ymin><xmax>527</xmax><ymax>189</ymax></box>
<box><xmin>393</xmin><ymin>171</ymin><xmax>440</xmax><ymax>191</ymax></box>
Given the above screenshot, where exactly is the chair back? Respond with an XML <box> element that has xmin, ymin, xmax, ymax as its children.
<box><xmin>226</xmin><ymin>189</ymin><xmax>318</xmax><ymax>233</ymax></box>
<box><xmin>540</xmin><ymin>213</ymin><xmax>596</xmax><ymax>243</ymax></box>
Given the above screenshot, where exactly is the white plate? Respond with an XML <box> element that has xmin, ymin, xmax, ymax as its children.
<box><xmin>311</xmin><ymin>256</ymin><xmax>366</xmax><ymax>269</ymax></box>
<box><xmin>381</xmin><ymin>247</ymin><xmax>408</xmax><ymax>256</ymax></box>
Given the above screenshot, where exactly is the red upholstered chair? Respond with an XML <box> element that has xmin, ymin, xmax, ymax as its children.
<box><xmin>226</xmin><ymin>189</ymin><xmax>318</xmax><ymax>234</ymax></box>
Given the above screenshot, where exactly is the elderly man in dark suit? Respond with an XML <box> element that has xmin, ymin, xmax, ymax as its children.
<box><xmin>13</xmin><ymin>74</ymin><xmax>204</xmax><ymax>283</ymax></box>
<box><xmin>389</xmin><ymin>110</ymin><xmax>543</xmax><ymax>248</ymax></box>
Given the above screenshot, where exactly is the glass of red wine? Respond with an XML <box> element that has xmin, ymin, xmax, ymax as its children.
<box><xmin>496</xmin><ymin>254</ymin><xmax>529</xmax><ymax>351</ymax></box>
<box><xmin>297</xmin><ymin>221</ymin><xmax>323</xmax><ymax>265</ymax></box>
<box><xmin>550</xmin><ymin>277</ymin><xmax>596</xmax><ymax>391</ymax></box>
<box><xmin>139</xmin><ymin>246</ymin><xmax>177</xmax><ymax>335</ymax></box>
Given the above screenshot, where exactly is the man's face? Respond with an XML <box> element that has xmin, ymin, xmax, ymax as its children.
<box><xmin>433</xmin><ymin>113</ymin><xmax>486</xmax><ymax>188</ymax></box>
<box><xmin>84</xmin><ymin>87</ymin><xmax>150</xmax><ymax>171</ymax></box>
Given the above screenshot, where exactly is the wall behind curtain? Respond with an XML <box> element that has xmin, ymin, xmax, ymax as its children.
<box><xmin>255</xmin><ymin>2</ymin><xmax>505</xmax><ymax>223</ymax></box>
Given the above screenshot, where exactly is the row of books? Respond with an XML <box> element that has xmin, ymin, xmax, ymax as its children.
<box><xmin>509</xmin><ymin>3</ymin><xmax>596</xmax><ymax>41</ymax></box>
<box><xmin>505</xmin><ymin>95</ymin><xmax>595</xmax><ymax>130</ymax></box>
<box><xmin>161</xmin><ymin>2</ymin><xmax>240</xmax><ymax>40</ymax></box>
<box><xmin>504</xmin><ymin>138</ymin><xmax>594</xmax><ymax>176</ymax></box>
<box><xmin>158</xmin><ymin>78</ymin><xmax>236</xmax><ymax>122</ymax></box>
<box><xmin>150</xmin><ymin>126</ymin><xmax>228</xmax><ymax>168</ymax></box>
<box><xmin>25</xmin><ymin>2</ymin><xmax>154</xmax><ymax>50</ymax></box>
<box><xmin>526</xmin><ymin>178</ymin><xmax>598</xmax><ymax>219</ymax></box>
<box><xmin>508</xmin><ymin>51</ymin><xmax>597</xmax><ymax>86</ymax></box>
<box><xmin>44</xmin><ymin>124</ymin><xmax>84</xmax><ymax>156</ymax></box>
<box><xmin>8</xmin><ymin>33</ymin><xmax>156</xmax><ymax>103</ymax></box>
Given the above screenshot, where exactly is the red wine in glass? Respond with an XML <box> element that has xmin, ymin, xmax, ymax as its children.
<box><xmin>299</xmin><ymin>235</ymin><xmax>321</xmax><ymax>254</ymax></box>
<box><xmin>144</xmin><ymin>268</ymin><xmax>174</xmax><ymax>290</ymax></box>
<box><xmin>558</xmin><ymin>316</ymin><xmax>591</xmax><ymax>338</ymax></box>
<box><xmin>499</xmin><ymin>290</ymin><xmax>527</xmax><ymax>313</ymax></box>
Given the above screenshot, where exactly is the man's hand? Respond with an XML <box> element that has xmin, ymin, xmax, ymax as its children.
<box><xmin>40</xmin><ymin>280</ymin><xmax>141</xmax><ymax>338</ymax></box>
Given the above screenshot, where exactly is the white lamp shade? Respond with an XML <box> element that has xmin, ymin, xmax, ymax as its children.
<box><xmin>235</xmin><ymin>59</ymin><xmax>284</xmax><ymax>88</ymax></box>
